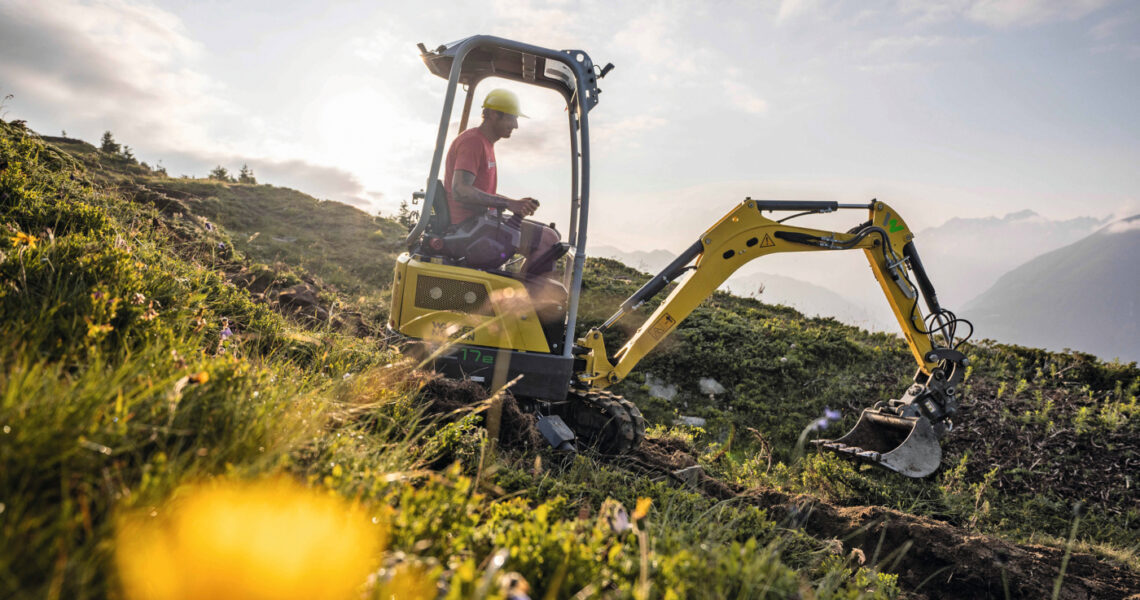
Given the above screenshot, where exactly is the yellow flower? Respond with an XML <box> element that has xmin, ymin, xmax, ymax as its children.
<box><xmin>632</xmin><ymin>497</ymin><xmax>653</xmax><ymax>520</ymax></box>
<box><xmin>86</xmin><ymin>323</ymin><xmax>114</xmax><ymax>338</ymax></box>
<box><xmin>188</xmin><ymin>371</ymin><xmax>209</xmax><ymax>384</ymax></box>
<box><xmin>11</xmin><ymin>231</ymin><xmax>37</xmax><ymax>248</ymax></box>
<box><xmin>115</xmin><ymin>477</ymin><xmax>383</xmax><ymax>600</ymax></box>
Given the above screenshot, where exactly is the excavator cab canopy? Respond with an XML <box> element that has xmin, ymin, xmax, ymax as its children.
<box><xmin>406</xmin><ymin>35</ymin><xmax>613</xmax><ymax>358</ymax></box>
<box><xmin>419</xmin><ymin>36</ymin><xmax>607</xmax><ymax>112</ymax></box>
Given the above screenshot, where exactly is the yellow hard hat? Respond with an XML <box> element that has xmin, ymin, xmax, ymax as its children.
<box><xmin>482</xmin><ymin>88</ymin><xmax>528</xmax><ymax>118</ymax></box>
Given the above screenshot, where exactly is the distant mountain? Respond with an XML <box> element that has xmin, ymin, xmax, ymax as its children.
<box><xmin>591</xmin><ymin>245</ymin><xmax>679</xmax><ymax>274</ymax></box>
<box><xmin>964</xmin><ymin>215</ymin><xmax>1140</xmax><ymax>363</ymax></box>
<box><xmin>591</xmin><ymin>244</ymin><xmax>874</xmax><ymax>326</ymax></box>
<box><xmin>915</xmin><ymin>210</ymin><xmax>1106</xmax><ymax>307</ymax></box>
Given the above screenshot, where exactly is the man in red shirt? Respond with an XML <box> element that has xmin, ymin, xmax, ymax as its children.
<box><xmin>444</xmin><ymin>88</ymin><xmax>560</xmax><ymax>270</ymax></box>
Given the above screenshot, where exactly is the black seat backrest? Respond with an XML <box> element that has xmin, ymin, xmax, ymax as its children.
<box><xmin>425</xmin><ymin>179</ymin><xmax>451</xmax><ymax>235</ymax></box>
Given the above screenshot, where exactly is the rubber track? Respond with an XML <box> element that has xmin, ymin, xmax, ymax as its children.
<box><xmin>561</xmin><ymin>389</ymin><xmax>647</xmax><ymax>454</ymax></box>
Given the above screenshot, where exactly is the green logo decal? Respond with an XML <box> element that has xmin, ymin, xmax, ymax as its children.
<box><xmin>882</xmin><ymin>212</ymin><xmax>904</xmax><ymax>233</ymax></box>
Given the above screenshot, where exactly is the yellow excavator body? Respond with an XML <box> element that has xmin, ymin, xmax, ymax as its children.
<box><xmin>390</xmin><ymin>253</ymin><xmax>551</xmax><ymax>353</ymax></box>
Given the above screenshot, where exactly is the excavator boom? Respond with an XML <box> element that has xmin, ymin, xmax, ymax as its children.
<box><xmin>579</xmin><ymin>198</ymin><xmax>971</xmax><ymax>477</ymax></box>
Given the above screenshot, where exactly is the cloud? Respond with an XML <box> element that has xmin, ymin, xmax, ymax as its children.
<box><xmin>157</xmin><ymin>149</ymin><xmax>371</xmax><ymax>209</ymax></box>
<box><xmin>612</xmin><ymin>6</ymin><xmax>701</xmax><ymax>75</ymax></box>
<box><xmin>722</xmin><ymin>80</ymin><xmax>769</xmax><ymax>115</ymax></box>
<box><xmin>0</xmin><ymin>0</ymin><xmax>232</xmax><ymax>150</ymax></box>
<box><xmin>252</xmin><ymin>159</ymin><xmax>371</xmax><ymax>208</ymax></box>
<box><xmin>592</xmin><ymin>114</ymin><xmax>668</xmax><ymax>149</ymax></box>
<box><xmin>1104</xmin><ymin>216</ymin><xmax>1140</xmax><ymax>234</ymax></box>
<box><xmin>898</xmin><ymin>0</ymin><xmax>1115</xmax><ymax>29</ymax></box>
<box><xmin>776</xmin><ymin>0</ymin><xmax>819</xmax><ymax>23</ymax></box>
<box><xmin>966</xmin><ymin>0</ymin><xmax>1112</xmax><ymax>28</ymax></box>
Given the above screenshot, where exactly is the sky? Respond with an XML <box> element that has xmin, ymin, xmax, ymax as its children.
<box><xmin>2</xmin><ymin>0</ymin><xmax>1138</xmax><ymax>255</ymax></box>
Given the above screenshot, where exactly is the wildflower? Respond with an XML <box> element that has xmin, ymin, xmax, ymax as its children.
<box><xmin>188</xmin><ymin>371</ymin><xmax>209</xmax><ymax>384</ymax></box>
<box><xmin>87</xmin><ymin>322</ymin><xmax>114</xmax><ymax>338</ymax></box>
<box><xmin>632</xmin><ymin>497</ymin><xmax>653</xmax><ymax>520</ymax></box>
<box><xmin>220</xmin><ymin>325</ymin><xmax>233</xmax><ymax>341</ymax></box>
<box><xmin>500</xmin><ymin>572</ymin><xmax>531</xmax><ymax>600</ymax></box>
<box><xmin>204</xmin><ymin>220</ymin><xmax>214</xmax><ymax>231</ymax></box>
<box><xmin>131</xmin><ymin>292</ymin><xmax>146</xmax><ymax>305</ymax></box>
<box><xmin>810</xmin><ymin>407</ymin><xmax>842</xmax><ymax>431</ymax></box>
<box><xmin>608</xmin><ymin>504</ymin><xmax>631</xmax><ymax>534</ymax></box>
<box><xmin>115</xmin><ymin>477</ymin><xmax>381</xmax><ymax>600</ymax></box>
<box><xmin>217</xmin><ymin>242</ymin><xmax>226</xmax><ymax>250</ymax></box>
<box><xmin>10</xmin><ymin>231</ymin><xmax>36</xmax><ymax>248</ymax></box>
<box><xmin>141</xmin><ymin>303</ymin><xmax>159</xmax><ymax>321</ymax></box>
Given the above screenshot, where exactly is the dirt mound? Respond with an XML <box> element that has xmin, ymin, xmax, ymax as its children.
<box><xmin>947</xmin><ymin>381</ymin><xmax>1139</xmax><ymax>512</ymax></box>
<box><xmin>629</xmin><ymin>435</ymin><xmax>1140</xmax><ymax>600</ymax></box>
<box><xmin>417</xmin><ymin>378</ymin><xmax>545</xmax><ymax>451</ymax></box>
<box><xmin>767</xmin><ymin>500</ymin><xmax>1140</xmax><ymax>600</ymax></box>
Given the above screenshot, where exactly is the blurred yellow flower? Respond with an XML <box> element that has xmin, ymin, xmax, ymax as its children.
<box><xmin>11</xmin><ymin>231</ymin><xmax>36</xmax><ymax>248</ymax></box>
<box><xmin>115</xmin><ymin>477</ymin><xmax>382</xmax><ymax>600</ymax></box>
<box><xmin>632</xmin><ymin>497</ymin><xmax>652</xmax><ymax>520</ymax></box>
<box><xmin>188</xmin><ymin>371</ymin><xmax>209</xmax><ymax>384</ymax></box>
<box><xmin>86</xmin><ymin>323</ymin><xmax>114</xmax><ymax>338</ymax></box>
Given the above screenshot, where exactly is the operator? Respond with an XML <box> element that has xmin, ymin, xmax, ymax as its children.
<box><xmin>444</xmin><ymin>88</ymin><xmax>560</xmax><ymax>270</ymax></box>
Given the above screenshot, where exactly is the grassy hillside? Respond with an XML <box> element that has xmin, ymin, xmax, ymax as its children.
<box><xmin>2</xmin><ymin>121</ymin><xmax>1138</xmax><ymax>599</ymax></box>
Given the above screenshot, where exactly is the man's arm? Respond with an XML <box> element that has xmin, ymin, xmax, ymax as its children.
<box><xmin>452</xmin><ymin>170</ymin><xmax>538</xmax><ymax>217</ymax></box>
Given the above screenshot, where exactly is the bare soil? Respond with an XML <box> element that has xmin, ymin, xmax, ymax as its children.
<box><xmin>631</xmin><ymin>437</ymin><xmax>1140</xmax><ymax>600</ymax></box>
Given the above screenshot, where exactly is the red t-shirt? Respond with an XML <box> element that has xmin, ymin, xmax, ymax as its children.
<box><xmin>443</xmin><ymin>128</ymin><xmax>497</xmax><ymax>225</ymax></box>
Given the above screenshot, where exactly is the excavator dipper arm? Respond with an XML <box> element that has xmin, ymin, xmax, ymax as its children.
<box><xmin>578</xmin><ymin>198</ymin><xmax>972</xmax><ymax>477</ymax></box>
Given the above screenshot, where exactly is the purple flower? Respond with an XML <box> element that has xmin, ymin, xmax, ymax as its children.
<box><xmin>810</xmin><ymin>407</ymin><xmax>842</xmax><ymax>431</ymax></box>
<box><xmin>217</xmin><ymin>242</ymin><xmax>226</xmax><ymax>250</ymax></box>
<box><xmin>204</xmin><ymin>221</ymin><xmax>214</xmax><ymax>231</ymax></box>
<box><xmin>220</xmin><ymin>326</ymin><xmax>233</xmax><ymax>341</ymax></box>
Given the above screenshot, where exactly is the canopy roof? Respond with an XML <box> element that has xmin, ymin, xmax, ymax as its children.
<box><xmin>419</xmin><ymin>35</ymin><xmax>607</xmax><ymax>112</ymax></box>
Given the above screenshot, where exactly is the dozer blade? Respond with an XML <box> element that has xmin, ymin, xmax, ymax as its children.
<box><xmin>812</xmin><ymin>409</ymin><xmax>941</xmax><ymax>478</ymax></box>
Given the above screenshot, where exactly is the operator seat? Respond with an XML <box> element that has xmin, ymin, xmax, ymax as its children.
<box><xmin>419</xmin><ymin>179</ymin><xmax>572</xmax><ymax>352</ymax></box>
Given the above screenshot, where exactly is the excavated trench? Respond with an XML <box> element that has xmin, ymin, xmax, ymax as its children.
<box><xmin>633</xmin><ymin>437</ymin><xmax>1140</xmax><ymax>600</ymax></box>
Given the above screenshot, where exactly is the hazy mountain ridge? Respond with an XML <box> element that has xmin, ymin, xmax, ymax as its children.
<box><xmin>965</xmin><ymin>214</ymin><xmax>1140</xmax><ymax>362</ymax></box>
<box><xmin>915</xmin><ymin>209</ymin><xmax>1107</xmax><ymax>307</ymax></box>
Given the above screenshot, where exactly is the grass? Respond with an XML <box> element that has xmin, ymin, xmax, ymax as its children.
<box><xmin>2</xmin><ymin>119</ymin><xmax>1137</xmax><ymax>598</ymax></box>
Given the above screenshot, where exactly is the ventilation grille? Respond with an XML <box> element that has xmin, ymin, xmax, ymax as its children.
<box><xmin>415</xmin><ymin>275</ymin><xmax>494</xmax><ymax>316</ymax></box>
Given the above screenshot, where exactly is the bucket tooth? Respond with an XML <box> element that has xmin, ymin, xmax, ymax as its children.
<box><xmin>815</xmin><ymin>409</ymin><xmax>943</xmax><ymax>478</ymax></box>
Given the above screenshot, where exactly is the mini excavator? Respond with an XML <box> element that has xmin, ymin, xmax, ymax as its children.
<box><xmin>391</xmin><ymin>36</ymin><xmax>972</xmax><ymax>478</ymax></box>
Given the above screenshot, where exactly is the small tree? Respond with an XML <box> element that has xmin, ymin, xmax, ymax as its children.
<box><xmin>122</xmin><ymin>145</ymin><xmax>135</xmax><ymax>161</ymax></box>
<box><xmin>238</xmin><ymin>164</ymin><xmax>257</xmax><ymax>184</ymax></box>
<box><xmin>396</xmin><ymin>199</ymin><xmax>419</xmax><ymax>230</ymax></box>
<box><xmin>208</xmin><ymin>165</ymin><xmax>234</xmax><ymax>182</ymax></box>
<box><xmin>100</xmin><ymin>131</ymin><xmax>121</xmax><ymax>154</ymax></box>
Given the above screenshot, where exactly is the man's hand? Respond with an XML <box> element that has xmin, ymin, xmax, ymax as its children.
<box><xmin>509</xmin><ymin>197</ymin><xmax>539</xmax><ymax>217</ymax></box>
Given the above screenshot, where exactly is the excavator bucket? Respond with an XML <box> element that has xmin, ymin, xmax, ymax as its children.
<box><xmin>813</xmin><ymin>409</ymin><xmax>942</xmax><ymax>478</ymax></box>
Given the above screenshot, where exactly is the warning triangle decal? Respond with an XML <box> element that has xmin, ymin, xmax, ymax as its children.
<box><xmin>759</xmin><ymin>234</ymin><xmax>775</xmax><ymax>248</ymax></box>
